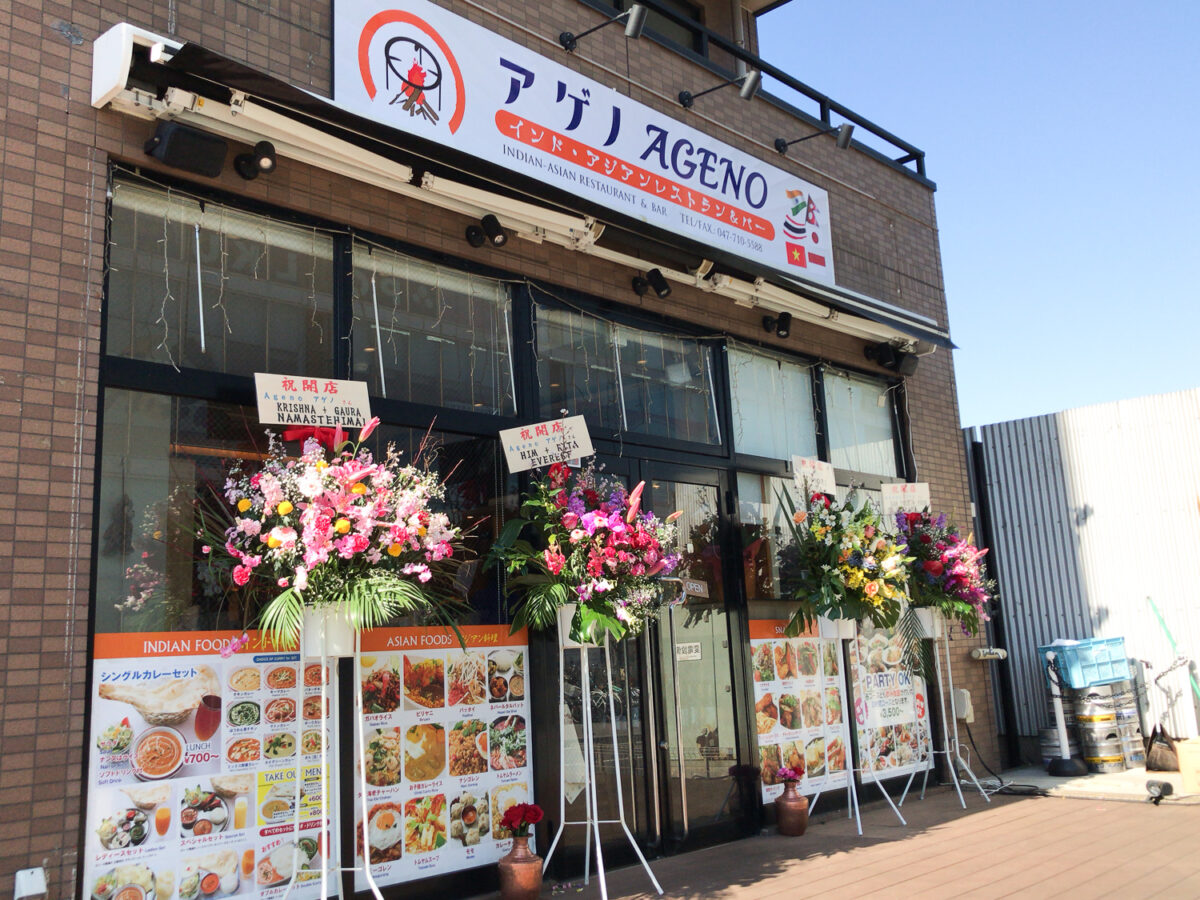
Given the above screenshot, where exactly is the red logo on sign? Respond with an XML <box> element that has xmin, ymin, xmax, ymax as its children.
<box><xmin>855</xmin><ymin>695</ymin><xmax>867</xmax><ymax>725</ymax></box>
<box><xmin>915</xmin><ymin>693</ymin><xmax>926</xmax><ymax>719</ymax></box>
<box><xmin>357</xmin><ymin>11</ymin><xmax>465</xmax><ymax>134</ymax></box>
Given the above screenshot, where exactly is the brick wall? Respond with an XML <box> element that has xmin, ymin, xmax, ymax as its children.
<box><xmin>0</xmin><ymin>0</ymin><xmax>994</xmax><ymax>894</ymax></box>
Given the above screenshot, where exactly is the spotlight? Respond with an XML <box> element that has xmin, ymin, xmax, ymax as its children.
<box><xmin>633</xmin><ymin>268</ymin><xmax>671</xmax><ymax>299</ymax></box>
<box><xmin>762</xmin><ymin>311</ymin><xmax>792</xmax><ymax>339</ymax></box>
<box><xmin>774</xmin><ymin>123</ymin><xmax>855</xmax><ymax>156</ymax></box>
<box><xmin>864</xmin><ymin>341</ymin><xmax>919</xmax><ymax>376</ymax></box>
<box><xmin>679</xmin><ymin>70</ymin><xmax>761</xmax><ymax>109</ymax></box>
<box><xmin>1147</xmin><ymin>780</ymin><xmax>1174</xmax><ymax>805</ymax></box>
<box><xmin>465</xmin><ymin>214</ymin><xmax>507</xmax><ymax>248</ymax></box>
<box><xmin>560</xmin><ymin>4</ymin><xmax>647</xmax><ymax>52</ymax></box>
<box><xmin>144</xmin><ymin>121</ymin><xmax>228</xmax><ymax>178</ymax></box>
<box><xmin>233</xmin><ymin>140</ymin><xmax>277</xmax><ymax>180</ymax></box>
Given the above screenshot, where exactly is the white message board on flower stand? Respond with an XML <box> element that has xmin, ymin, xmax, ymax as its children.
<box><xmin>254</xmin><ymin>373</ymin><xmax>371</xmax><ymax>428</ymax></box>
<box><xmin>499</xmin><ymin>415</ymin><xmax>594</xmax><ymax>473</ymax></box>
<box><xmin>880</xmin><ymin>482</ymin><xmax>930</xmax><ymax>519</ymax></box>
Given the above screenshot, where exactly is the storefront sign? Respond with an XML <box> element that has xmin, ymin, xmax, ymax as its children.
<box><xmin>254</xmin><ymin>373</ymin><xmax>371</xmax><ymax>428</ymax></box>
<box><xmin>792</xmin><ymin>456</ymin><xmax>836</xmax><ymax>496</ymax></box>
<box><xmin>331</xmin><ymin>0</ymin><xmax>836</xmax><ymax>287</ymax></box>
<box><xmin>848</xmin><ymin>623</ymin><xmax>934</xmax><ymax>779</ymax></box>
<box><xmin>880</xmin><ymin>482</ymin><xmax>930</xmax><ymax>518</ymax></box>
<box><xmin>85</xmin><ymin>631</ymin><xmax>334</xmax><ymax>900</ymax></box>
<box><xmin>353</xmin><ymin>625</ymin><xmax>534</xmax><ymax>889</ymax></box>
<box><xmin>499</xmin><ymin>415</ymin><xmax>594</xmax><ymax>473</ymax></box>
<box><xmin>682</xmin><ymin>577</ymin><xmax>710</xmax><ymax>599</ymax></box>
<box><xmin>748</xmin><ymin>620</ymin><xmax>851</xmax><ymax>800</ymax></box>
<box><xmin>675</xmin><ymin>641</ymin><xmax>702</xmax><ymax>661</ymax></box>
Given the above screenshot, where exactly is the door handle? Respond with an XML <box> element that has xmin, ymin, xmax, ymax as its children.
<box><xmin>659</xmin><ymin>740</ymin><xmax>670</xmax><ymax>750</ymax></box>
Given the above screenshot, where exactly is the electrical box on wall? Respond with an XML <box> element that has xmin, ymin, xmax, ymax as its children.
<box><xmin>954</xmin><ymin>688</ymin><xmax>975</xmax><ymax>723</ymax></box>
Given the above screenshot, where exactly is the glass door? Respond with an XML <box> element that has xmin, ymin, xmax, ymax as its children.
<box><xmin>641</xmin><ymin>464</ymin><xmax>746</xmax><ymax>849</ymax></box>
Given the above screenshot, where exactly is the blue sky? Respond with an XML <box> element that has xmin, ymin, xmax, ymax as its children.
<box><xmin>758</xmin><ymin>1</ymin><xmax>1200</xmax><ymax>427</ymax></box>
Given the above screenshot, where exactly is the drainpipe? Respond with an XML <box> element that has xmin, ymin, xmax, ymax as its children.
<box><xmin>730</xmin><ymin>0</ymin><xmax>747</xmax><ymax>77</ymax></box>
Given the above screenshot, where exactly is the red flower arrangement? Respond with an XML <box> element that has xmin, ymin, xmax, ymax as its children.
<box><xmin>500</xmin><ymin>802</ymin><xmax>544</xmax><ymax>838</ymax></box>
<box><xmin>894</xmin><ymin>510</ymin><xmax>995</xmax><ymax>636</ymax></box>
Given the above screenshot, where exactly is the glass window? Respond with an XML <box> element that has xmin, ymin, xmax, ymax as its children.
<box><xmin>95</xmin><ymin>388</ymin><xmax>516</xmax><ymax>634</ymax></box>
<box><xmin>736</xmin><ymin>472</ymin><xmax>803</xmax><ymax>606</ymax></box>
<box><xmin>351</xmin><ymin>243</ymin><xmax>516</xmax><ymax>415</ymax></box>
<box><xmin>611</xmin><ymin>0</ymin><xmax>703</xmax><ymax>53</ymax></box>
<box><xmin>824</xmin><ymin>370</ymin><xmax>899</xmax><ymax>477</ymax></box>
<box><xmin>727</xmin><ymin>344</ymin><xmax>818</xmax><ymax>461</ymax></box>
<box><xmin>534</xmin><ymin>304</ymin><xmax>719</xmax><ymax>444</ymax></box>
<box><xmin>616</xmin><ymin>326</ymin><xmax>721</xmax><ymax>444</ymax></box>
<box><xmin>535</xmin><ymin>305</ymin><xmax>623</xmax><ymax>431</ymax></box>
<box><xmin>106</xmin><ymin>180</ymin><xmax>334</xmax><ymax>375</ymax></box>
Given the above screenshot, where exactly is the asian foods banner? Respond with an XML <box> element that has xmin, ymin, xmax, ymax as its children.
<box><xmin>749</xmin><ymin>620</ymin><xmax>850</xmax><ymax>801</ymax></box>
<box><xmin>86</xmin><ymin>632</ymin><xmax>335</xmax><ymax>900</ymax></box>
<box><xmin>849</xmin><ymin>623</ymin><xmax>934</xmax><ymax>778</ymax></box>
<box><xmin>353</xmin><ymin>625</ymin><xmax>533</xmax><ymax>890</ymax></box>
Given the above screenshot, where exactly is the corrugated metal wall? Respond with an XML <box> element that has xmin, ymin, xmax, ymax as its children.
<box><xmin>968</xmin><ymin>388</ymin><xmax>1200</xmax><ymax>740</ymax></box>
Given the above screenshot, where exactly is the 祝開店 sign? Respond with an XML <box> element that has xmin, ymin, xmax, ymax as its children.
<box><xmin>499</xmin><ymin>415</ymin><xmax>594</xmax><ymax>473</ymax></box>
<box><xmin>255</xmin><ymin>373</ymin><xmax>371</xmax><ymax>428</ymax></box>
<box><xmin>331</xmin><ymin>0</ymin><xmax>836</xmax><ymax>287</ymax></box>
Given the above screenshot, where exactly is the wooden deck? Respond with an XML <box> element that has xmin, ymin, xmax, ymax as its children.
<box><xmin>496</xmin><ymin>786</ymin><xmax>1200</xmax><ymax>899</ymax></box>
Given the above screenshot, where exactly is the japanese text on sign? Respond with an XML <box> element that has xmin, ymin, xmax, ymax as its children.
<box><xmin>499</xmin><ymin>415</ymin><xmax>594</xmax><ymax>473</ymax></box>
<box><xmin>254</xmin><ymin>373</ymin><xmax>371</xmax><ymax>428</ymax></box>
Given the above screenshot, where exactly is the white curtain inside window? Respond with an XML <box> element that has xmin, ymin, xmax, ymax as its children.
<box><xmin>728</xmin><ymin>343</ymin><xmax>818</xmax><ymax>461</ymax></box>
<box><xmin>824</xmin><ymin>370</ymin><xmax>898</xmax><ymax>477</ymax></box>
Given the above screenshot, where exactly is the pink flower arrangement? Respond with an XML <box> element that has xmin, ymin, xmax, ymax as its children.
<box><xmin>491</xmin><ymin>463</ymin><xmax>682</xmax><ymax>642</ymax></box>
<box><xmin>217</xmin><ymin>418</ymin><xmax>465</xmax><ymax>648</ymax></box>
<box><xmin>894</xmin><ymin>511</ymin><xmax>995</xmax><ymax>635</ymax></box>
<box><xmin>776</xmin><ymin>765</ymin><xmax>802</xmax><ymax>784</ymax></box>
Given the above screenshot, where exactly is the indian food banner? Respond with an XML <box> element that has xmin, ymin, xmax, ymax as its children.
<box><xmin>849</xmin><ymin>623</ymin><xmax>934</xmax><ymax>778</ymax></box>
<box><xmin>353</xmin><ymin>625</ymin><xmax>533</xmax><ymax>890</ymax></box>
<box><xmin>86</xmin><ymin>631</ymin><xmax>335</xmax><ymax>900</ymax></box>
<box><xmin>332</xmin><ymin>0</ymin><xmax>837</xmax><ymax>288</ymax></box>
<box><xmin>749</xmin><ymin>620</ymin><xmax>850</xmax><ymax>801</ymax></box>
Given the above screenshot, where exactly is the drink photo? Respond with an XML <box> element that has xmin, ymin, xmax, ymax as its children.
<box><xmin>194</xmin><ymin>694</ymin><xmax>222</xmax><ymax>743</ymax></box>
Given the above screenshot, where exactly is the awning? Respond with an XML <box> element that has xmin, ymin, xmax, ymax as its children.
<box><xmin>95</xmin><ymin>26</ymin><xmax>954</xmax><ymax>351</ymax></box>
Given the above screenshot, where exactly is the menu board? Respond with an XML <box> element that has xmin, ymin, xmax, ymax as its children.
<box><xmin>749</xmin><ymin>620</ymin><xmax>851</xmax><ymax>802</ymax></box>
<box><xmin>353</xmin><ymin>626</ymin><xmax>533</xmax><ymax>890</ymax></box>
<box><xmin>85</xmin><ymin>632</ymin><xmax>333</xmax><ymax>900</ymax></box>
<box><xmin>848</xmin><ymin>622</ymin><xmax>934</xmax><ymax>779</ymax></box>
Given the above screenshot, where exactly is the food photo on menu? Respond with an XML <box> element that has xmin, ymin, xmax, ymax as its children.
<box><xmin>91</xmin><ymin>862</ymin><xmax>171</xmax><ymax>900</ymax></box>
<box><xmin>360</xmin><ymin>656</ymin><xmax>403</xmax><ymax>714</ymax></box>
<box><xmin>362</xmin><ymin>727</ymin><xmax>403</xmax><ymax>787</ymax></box>
<box><xmin>449</xmin><ymin>790</ymin><xmax>490</xmax><ymax>846</ymax></box>
<box><xmin>752</xmin><ymin>643</ymin><xmax>776</xmax><ymax>682</ymax></box>
<box><xmin>177</xmin><ymin>849</ymin><xmax>256</xmax><ymax>900</ymax></box>
<box><xmin>489</xmin><ymin>783</ymin><xmax>529</xmax><ymax>841</ymax></box>
<box><xmin>358</xmin><ymin>801</ymin><xmax>405</xmax><ymax>864</ymax></box>
<box><xmin>489</xmin><ymin>715</ymin><xmax>527</xmax><ymax>770</ymax></box>
<box><xmin>92</xmin><ymin>784</ymin><xmax>170</xmax><ymax>852</ymax></box>
<box><xmin>95</xmin><ymin>665</ymin><xmax>224</xmax><ymax>782</ymax></box>
<box><xmin>404</xmin><ymin>793</ymin><xmax>449</xmax><ymax>855</ymax></box>
<box><xmin>404</xmin><ymin>723</ymin><xmax>447</xmax><ymax>782</ymax></box>
<box><xmin>255</xmin><ymin>838</ymin><xmax>321</xmax><ymax>890</ymax></box>
<box><xmin>448</xmin><ymin>719</ymin><xmax>489</xmax><ymax>776</ymax></box>
<box><xmin>445</xmin><ymin>651</ymin><xmax>487</xmax><ymax>707</ymax></box>
<box><xmin>403</xmin><ymin>653</ymin><xmax>445</xmax><ymax>710</ymax></box>
<box><xmin>488</xmin><ymin>649</ymin><xmax>525</xmax><ymax>703</ymax></box>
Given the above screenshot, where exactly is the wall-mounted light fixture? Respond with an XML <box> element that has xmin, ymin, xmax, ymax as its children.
<box><xmin>762</xmin><ymin>311</ymin><xmax>792</xmax><ymax>339</ymax></box>
<box><xmin>233</xmin><ymin>140</ymin><xmax>277</xmax><ymax>179</ymax></box>
<box><xmin>143</xmin><ymin>121</ymin><xmax>228</xmax><ymax>178</ymax></box>
<box><xmin>632</xmin><ymin>268</ymin><xmax>671</xmax><ymax>299</ymax></box>
<box><xmin>678</xmin><ymin>70</ymin><xmax>761</xmax><ymax>109</ymax></box>
<box><xmin>774</xmin><ymin>123</ymin><xmax>855</xmax><ymax>156</ymax></box>
<box><xmin>560</xmin><ymin>3</ymin><xmax>647</xmax><ymax>52</ymax></box>
<box><xmin>864</xmin><ymin>340</ymin><xmax>919</xmax><ymax>376</ymax></box>
<box><xmin>465</xmin><ymin>213</ymin><xmax>508</xmax><ymax>248</ymax></box>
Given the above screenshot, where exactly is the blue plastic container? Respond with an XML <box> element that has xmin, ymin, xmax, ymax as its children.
<box><xmin>1037</xmin><ymin>638</ymin><xmax>1130</xmax><ymax>690</ymax></box>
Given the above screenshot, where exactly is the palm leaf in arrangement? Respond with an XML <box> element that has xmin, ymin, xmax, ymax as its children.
<box><xmin>896</xmin><ymin>606</ymin><xmax>936</xmax><ymax>685</ymax></box>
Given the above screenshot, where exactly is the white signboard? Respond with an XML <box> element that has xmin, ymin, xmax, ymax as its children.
<box><xmin>675</xmin><ymin>642</ymin><xmax>702</xmax><ymax>662</ymax></box>
<box><xmin>880</xmin><ymin>482</ymin><xmax>930</xmax><ymax>517</ymax></box>
<box><xmin>332</xmin><ymin>0</ymin><xmax>836</xmax><ymax>287</ymax></box>
<box><xmin>254</xmin><ymin>373</ymin><xmax>371</xmax><ymax>428</ymax></box>
<box><xmin>749</xmin><ymin>620</ymin><xmax>851</xmax><ymax>800</ymax></box>
<box><xmin>849</xmin><ymin>623</ymin><xmax>934</xmax><ymax>779</ymax></box>
<box><xmin>499</xmin><ymin>415</ymin><xmax>594</xmax><ymax>473</ymax></box>
<box><xmin>792</xmin><ymin>456</ymin><xmax>836</xmax><ymax>496</ymax></box>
